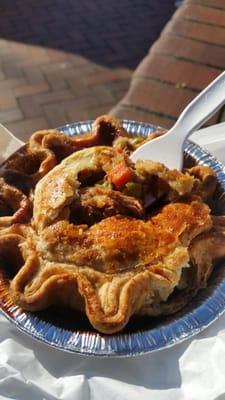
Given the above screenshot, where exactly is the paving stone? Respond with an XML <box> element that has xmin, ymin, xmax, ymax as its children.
<box><xmin>135</xmin><ymin>54</ymin><xmax>221</xmax><ymax>91</ymax></box>
<box><xmin>13</xmin><ymin>82</ymin><xmax>50</xmax><ymax>97</ymax></box>
<box><xmin>187</xmin><ymin>0</ymin><xmax>225</xmax><ymax>9</ymax></box>
<box><xmin>180</xmin><ymin>3</ymin><xmax>225</xmax><ymax>26</ymax></box>
<box><xmin>121</xmin><ymin>78</ymin><xmax>196</xmax><ymax>119</ymax></box>
<box><xmin>110</xmin><ymin>104</ymin><xmax>174</xmax><ymax>128</ymax></box>
<box><xmin>33</xmin><ymin>89</ymin><xmax>74</xmax><ymax>105</ymax></box>
<box><xmin>165</xmin><ymin>18</ymin><xmax>225</xmax><ymax>46</ymax></box>
<box><xmin>17</xmin><ymin>96</ymin><xmax>42</xmax><ymax>118</ymax></box>
<box><xmin>151</xmin><ymin>35</ymin><xmax>225</xmax><ymax>69</ymax></box>
<box><xmin>0</xmin><ymin>89</ymin><xmax>18</xmax><ymax>110</ymax></box>
<box><xmin>0</xmin><ymin>108</ymin><xmax>23</xmax><ymax>124</ymax></box>
<box><xmin>6</xmin><ymin>117</ymin><xmax>48</xmax><ymax>142</ymax></box>
<box><xmin>0</xmin><ymin>78</ymin><xmax>27</xmax><ymax>90</ymax></box>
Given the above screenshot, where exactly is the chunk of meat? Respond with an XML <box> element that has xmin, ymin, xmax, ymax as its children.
<box><xmin>136</xmin><ymin>159</ymin><xmax>194</xmax><ymax>197</ymax></box>
<box><xmin>185</xmin><ymin>165</ymin><xmax>217</xmax><ymax>201</ymax></box>
<box><xmin>70</xmin><ymin>186</ymin><xmax>144</xmax><ymax>225</ymax></box>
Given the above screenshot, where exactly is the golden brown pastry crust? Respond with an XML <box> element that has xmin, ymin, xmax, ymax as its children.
<box><xmin>8</xmin><ymin>198</ymin><xmax>211</xmax><ymax>333</ymax></box>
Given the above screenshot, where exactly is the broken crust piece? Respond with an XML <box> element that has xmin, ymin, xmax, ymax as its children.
<box><xmin>0</xmin><ymin>178</ymin><xmax>31</xmax><ymax>227</ymax></box>
<box><xmin>141</xmin><ymin>216</ymin><xmax>225</xmax><ymax>317</ymax></box>
<box><xmin>0</xmin><ymin>141</ymin><xmax>56</xmax><ymax>193</ymax></box>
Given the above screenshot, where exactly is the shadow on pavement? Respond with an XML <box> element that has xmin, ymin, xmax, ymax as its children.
<box><xmin>0</xmin><ymin>0</ymin><xmax>175</xmax><ymax>69</ymax></box>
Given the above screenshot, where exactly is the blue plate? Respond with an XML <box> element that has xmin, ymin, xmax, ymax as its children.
<box><xmin>1</xmin><ymin>120</ymin><xmax>225</xmax><ymax>357</ymax></box>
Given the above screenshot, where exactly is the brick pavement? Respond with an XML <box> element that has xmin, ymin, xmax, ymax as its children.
<box><xmin>111</xmin><ymin>0</ymin><xmax>225</xmax><ymax>128</ymax></box>
<box><xmin>0</xmin><ymin>0</ymin><xmax>175</xmax><ymax>141</ymax></box>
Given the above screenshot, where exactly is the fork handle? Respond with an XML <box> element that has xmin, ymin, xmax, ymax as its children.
<box><xmin>171</xmin><ymin>71</ymin><xmax>225</xmax><ymax>142</ymax></box>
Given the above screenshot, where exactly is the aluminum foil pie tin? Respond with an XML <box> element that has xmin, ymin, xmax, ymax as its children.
<box><xmin>1</xmin><ymin>120</ymin><xmax>225</xmax><ymax>357</ymax></box>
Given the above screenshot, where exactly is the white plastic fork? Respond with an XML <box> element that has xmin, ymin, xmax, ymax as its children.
<box><xmin>131</xmin><ymin>71</ymin><xmax>225</xmax><ymax>170</ymax></box>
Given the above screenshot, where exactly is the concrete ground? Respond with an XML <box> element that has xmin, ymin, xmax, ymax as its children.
<box><xmin>0</xmin><ymin>0</ymin><xmax>175</xmax><ymax>141</ymax></box>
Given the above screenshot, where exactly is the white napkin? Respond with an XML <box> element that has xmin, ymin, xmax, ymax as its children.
<box><xmin>1</xmin><ymin>123</ymin><xmax>225</xmax><ymax>400</ymax></box>
<box><xmin>1</xmin><ymin>313</ymin><xmax>225</xmax><ymax>400</ymax></box>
